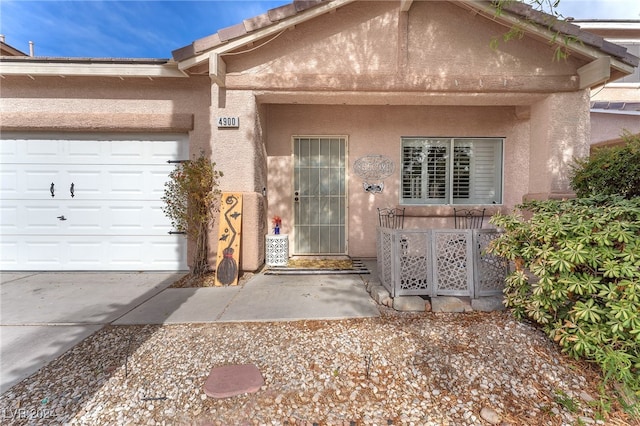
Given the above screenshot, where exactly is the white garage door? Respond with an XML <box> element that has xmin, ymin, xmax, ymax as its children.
<box><xmin>0</xmin><ymin>133</ymin><xmax>189</xmax><ymax>271</ymax></box>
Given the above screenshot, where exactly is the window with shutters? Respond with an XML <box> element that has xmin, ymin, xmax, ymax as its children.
<box><xmin>401</xmin><ymin>137</ymin><xmax>503</xmax><ymax>205</ymax></box>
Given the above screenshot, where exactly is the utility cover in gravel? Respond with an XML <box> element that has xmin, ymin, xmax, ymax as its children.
<box><xmin>203</xmin><ymin>364</ymin><xmax>264</xmax><ymax>398</ymax></box>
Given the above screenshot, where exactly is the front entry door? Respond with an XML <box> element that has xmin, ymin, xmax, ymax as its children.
<box><xmin>293</xmin><ymin>137</ymin><xmax>346</xmax><ymax>254</ymax></box>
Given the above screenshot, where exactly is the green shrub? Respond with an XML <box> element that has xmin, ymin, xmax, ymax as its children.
<box><xmin>162</xmin><ymin>153</ymin><xmax>222</xmax><ymax>276</ymax></box>
<box><xmin>488</xmin><ymin>196</ymin><xmax>640</xmax><ymax>414</ymax></box>
<box><xmin>570</xmin><ymin>132</ymin><xmax>640</xmax><ymax>199</ymax></box>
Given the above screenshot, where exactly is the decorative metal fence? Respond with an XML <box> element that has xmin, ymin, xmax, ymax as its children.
<box><xmin>376</xmin><ymin>227</ymin><xmax>508</xmax><ymax>298</ymax></box>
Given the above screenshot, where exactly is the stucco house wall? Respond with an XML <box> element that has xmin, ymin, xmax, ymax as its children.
<box><xmin>265</xmin><ymin>104</ymin><xmax>534</xmax><ymax>257</ymax></box>
<box><xmin>216</xmin><ymin>0</ymin><xmax>594</xmax><ymax>259</ymax></box>
<box><xmin>1</xmin><ymin>76</ymin><xmax>210</xmax><ymax>143</ymax></box>
<box><xmin>1</xmin><ymin>0</ymin><xmax>637</xmax><ymax>271</ymax></box>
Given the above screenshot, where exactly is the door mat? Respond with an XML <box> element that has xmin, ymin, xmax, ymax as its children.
<box><xmin>264</xmin><ymin>258</ymin><xmax>370</xmax><ymax>275</ymax></box>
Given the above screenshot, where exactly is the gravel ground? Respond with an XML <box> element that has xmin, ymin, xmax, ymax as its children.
<box><xmin>0</xmin><ymin>309</ymin><xmax>635</xmax><ymax>426</ymax></box>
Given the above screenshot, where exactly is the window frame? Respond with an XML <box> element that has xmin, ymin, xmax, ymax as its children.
<box><xmin>400</xmin><ymin>137</ymin><xmax>504</xmax><ymax>206</ymax></box>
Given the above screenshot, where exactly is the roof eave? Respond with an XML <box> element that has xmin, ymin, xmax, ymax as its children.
<box><xmin>461</xmin><ymin>1</ymin><xmax>638</xmax><ymax>84</ymax></box>
<box><xmin>0</xmin><ymin>58</ymin><xmax>188</xmax><ymax>78</ymax></box>
<box><xmin>175</xmin><ymin>0</ymin><xmax>354</xmax><ymax>72</ymax></box>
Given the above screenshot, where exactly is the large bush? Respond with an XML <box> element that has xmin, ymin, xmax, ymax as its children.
<box><xmin>570</xmin><ymin>132</ymin><xmax>640</xmax><ymax>199</ymax></box>
<box><xmin>488</xmin><ymin>196</ymin><xmax>640</xmax><ymax>412</ymax></box>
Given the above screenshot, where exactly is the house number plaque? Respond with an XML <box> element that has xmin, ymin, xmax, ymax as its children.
<box><xmin>217</xmin><ymin>117</ymin><xmax>240</xmax><ymax>128</ymax></box>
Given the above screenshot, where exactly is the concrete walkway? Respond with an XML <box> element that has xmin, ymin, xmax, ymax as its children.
<box><xmin>0</xmin><ymin>264</ymin><xmax>379</xmax><ymax>394</ymax></box>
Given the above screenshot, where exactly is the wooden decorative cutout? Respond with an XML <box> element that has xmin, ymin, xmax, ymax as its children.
<box><xmin>215</xmin><ymin>193</ymin><xmax>243</xmax><ymax>286</ymax></box>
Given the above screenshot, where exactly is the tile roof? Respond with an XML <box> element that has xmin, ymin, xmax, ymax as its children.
<box><xmin>172</xmin><ymin>0</ymin><xmax>328</xmax><ymax>61</ymax></box>
<box><xmin>172</xmin><ymin>0</ymin><xmax>639</xmax><ymax>70</ymax></box>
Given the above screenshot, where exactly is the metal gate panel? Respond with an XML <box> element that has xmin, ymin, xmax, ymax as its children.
<box><xmin>396</xmin><ymin>230</ymin><xmax>432</xmax><ymax>297</ymax></box>
<box><xmin>377</xmin><ymin>228</ymin><xmax>394</xmax><ymax>295</ymax></box>
<box><xmin>431</xmin><ymin>230</ymin><xmax>474</xmax><ymax>297</ymax></box>
<box><xmin>474</xmin><ymin>230</ymin><xmax>509</xmax><ymax>297</ymax></box>
<box><xmin>376</xmin><ymin>227</ymin><xmax>506</xmax><ymax>299</ymax></box>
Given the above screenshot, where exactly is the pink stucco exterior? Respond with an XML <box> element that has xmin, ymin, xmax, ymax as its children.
<box><xmin>2</xmin><ymin>0</ymin><xmax>635</xmax><ymax>271</ymax></box>
<box><xmin>220</xmin><ymin>0</ymin><xmax>592</xmax><ymax>259</ymax></box>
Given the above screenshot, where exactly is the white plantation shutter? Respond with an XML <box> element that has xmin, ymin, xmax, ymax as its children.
<box><xmin>453</xmin><ymin>145</ymin><xmax>471</xmax><ymax>199</ymax></box>
<box><xmin>402</xmin><ymin>144</ymin><xmax>425</xmax><ymax>201</ymax></box>
<box><xmin>401</xmin><ymin>137</ymin><xmax>503</xmax><ymax>205</ymax></box>
<box><xmin>401</xmin><ymin>139</ymin><xmax>450</xmax><ymax>205</ymax></box>
<box><xmin>425</xmin><ymin>145</ymin><xmax>448</xmax><ymax>200</ymax></box>
<box><xmin>454</xmin><ymin>139</ymin><xmax>503</xmax><ymax>204</ymax></box>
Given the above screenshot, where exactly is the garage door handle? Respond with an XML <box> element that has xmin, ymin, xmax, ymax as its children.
<box><xmin>57</xmin><ymin>215</ymin><xmax>67</xmax><ymax>221</ymax></box>
<box><xmin>70</xmin><ymin>183</ymin><xmax>75</xmax><ymax>198</ymax></box>
<box><xmin>50</xmin><ymin>182</ymin><xmax>55</xmax><ymax>197</ymax></box>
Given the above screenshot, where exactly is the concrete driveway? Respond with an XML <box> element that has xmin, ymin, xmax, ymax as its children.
<box><xmin>0</xmin><ymin>271</ymin><xmax>182</xmax><ymax>394</ymax></box>
<box><xmin>0</xmin><ymin>267</ymin><xmax>379</xmax><ymax>394</ymax></box>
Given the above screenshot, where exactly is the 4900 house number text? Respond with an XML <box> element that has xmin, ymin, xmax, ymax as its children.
<box><xmin>217</xmin><ymin>117</ymin><xmax>239</xmax><ymax>128</ymax></box>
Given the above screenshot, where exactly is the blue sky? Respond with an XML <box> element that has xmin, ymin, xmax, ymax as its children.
<box><xmin>1</xmin><ymin>0</ymin><xmax>638</xmax><ymax>59</ymax></box>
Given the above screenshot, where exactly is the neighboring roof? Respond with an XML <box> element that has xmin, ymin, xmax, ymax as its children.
<box><xmin>0</xmin><ymin>40</ymin><xmax>27</xmax><ymax>57</ymax></box>
<box><xmin>591</xmin><ymin>101</ymin><xmax>640</xmax><ymax>113</ymax></box>
<box><xmin>570</xmin><ymin>20</ymin><xmax>640</xmax><ymax>40</ymax></box>
<box><xmin>0</xmin><ymin>56</ymin><xmax>187</xmax><ymax>78</ymax></box>
<box><xmin>172</xmin><ymin>0</ymin><xmax>639</xmax><ymax>79</ymax></box>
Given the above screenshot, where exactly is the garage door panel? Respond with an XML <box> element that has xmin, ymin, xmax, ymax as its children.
<box><xmin>24</xmin><ymin>206</ymin><xmax>62</xmax><ymax>232</ymax></box>
<box><xmin>23</xmin><ymin>240</ymin><xmax>65</xmax><ymax>266</ymax></box>
<box><xmin>2</xmin><ymin>134</ymin><xmax>188</xmax><ymax>165</ymax></box>
<box><xmin>2</xmin><ymin>165</ymin><xmax>175</xmax><ymax>201</ymax></box>
<box><xmin>109</xmin><ymin>206</ymin><xmax>146</xmax><ymax>231</ymax></box>
<box><xmin>1</xmin><ymin>235</ymin><xmax>186</xmax><ymax>270</ymax></box>
<box><xmin>1</xmin><ymin>170</ymin><xmax>18</xmax><ymax>197</ymax></box>
<box><xmin>0</xmin><ymin>139</ymin><xmax>17</xmax><ymax>161</ymax></box>
<box><xmin>24</xmin><ymin>169</ymin><xmax>62</xmax><ymax>199</ymax></box>
<box><xmin>67</xmin><ymin>241</ymin><xmax>104</xmax><ymax>266</ymax></box>
<box><xmin>150</xmin><ymin>171</ymin><xmax>173</xmax><ymax>196</ymax></box>
<box><xmin>67</xmin><ymin>140</ymin><xmax>103</xmax><ymax>162</ymax></box>
<box><xmin>148</xmin><ymin>141</ymin><xmax>187</xmax><ymax>163</ymax></box>
<box><xmin>26</xmin><ymin>139</ymin><xmax>62</xmax><ymax>159</ymax></box>
<box><xmin>107</xmin><ymin>237</ymin><xmax>187</xmax><ymax>269</ymax></box>
<box><xmin>150</xmin><ymin>206</ymin><xmax>171</xmax><ymax>230</ymax></box>
<box><xmin>0</xmin><ymin>206</ymin><xmax>18</xmax><ymax>232</ymax></box>
<box><xmin>65</xmin><ymin>171</ymin><xmax>101</xmax><ymax>198</ymax></box>
<box><xmin>0</xmin><ymin>138</ymin><xmax>62</xmax><ymax>164</ymax></box>
<box><xmin>66</xmin><ymin>205</ymin><xmax>104</xmax><ymax>231</ymax></box>
<box><xmin>0</xmin><ymin>241</ymin><xmax>19</xmax><ymax>266</ymax></box>
<box><xmin>151</xmin><ymin>240</ymin><xmax>187</xmax><ymax>263</ymax></box>
<box><xmin>109</xmin><ymin>171</ymin><xmax>146</xmax><ymax>196</ymax></box>
<box><xmin>3</xmin><ymin>201</ymin><xmax>173</xmax><ymax>236</ymax></box>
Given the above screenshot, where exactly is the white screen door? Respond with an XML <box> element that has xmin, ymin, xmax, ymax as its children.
<box><xmin>293</xmin><ymin>137</ymin><xmax>346</xmax><ymax>254</ymax></box>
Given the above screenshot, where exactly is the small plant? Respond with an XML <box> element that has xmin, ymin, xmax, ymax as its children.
<box><xmin>162</xmin><ymin>153</ymin><xmax>223</xmax><ymax>277</ymax></box>
<box><xmin>554</xmin><ymin>390</ymin><xmax>579</xmax><ymax>413</ymax></box>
